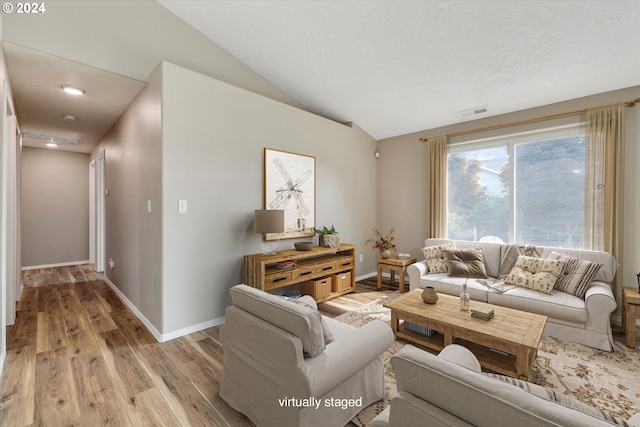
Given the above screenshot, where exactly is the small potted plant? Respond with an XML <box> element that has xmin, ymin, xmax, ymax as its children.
<box><xmin>316</xmin><ymin>225</ymin><xmax>340</xmax><ymax>248</ymax></box>
<box><xmin>365</xmin><ymin>228</ymin><xmax>397</xmax><ymax>259</ymax></box>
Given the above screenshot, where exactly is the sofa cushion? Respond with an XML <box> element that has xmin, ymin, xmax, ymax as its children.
<box><xmin>425</xmin><ymin>238</ymin><xmax>504</xmax><ymax>278</ymax></box>
<box><xmin>540</xmin><ymin>247</ymin><xmax>616</xmax><ymax>284</ymax></box>
<box><xmin>548</xmin><ymin>251</ymin><xmax>603</xmax><ymax>299</ymax></box>
<box><xmin>229</xmin><ymin>284</ymin><xmax>326</xmax><ymax>357</ymax></box>
<box><xmin>422</xmin><ymin>242</ymin><xmax>455</xmax><ymax>273</ymax></box>
<box><xmin>484</xmin><ymin>373</ymin><xmax>630</xmax><ymax>426</ymax></box>
<box><xmin>444</xmin><ymin>248</ymin><xmax>488</xmax><ymax>279</ymax></box>
<box><xmin>505</xmin><ymin>256</ymin><xmax>566</xmax><ymax>294</ymax></box>
<box><xmin>488</xmin><ymin>286</ymin><xmax>588</xmax><ymax>323</ymax></box>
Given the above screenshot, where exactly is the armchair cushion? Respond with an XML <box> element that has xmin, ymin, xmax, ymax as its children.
<box><xmin>229</xmin><ymin>284</ymin><xmax>326</xmax><ymax>357</ymax></box>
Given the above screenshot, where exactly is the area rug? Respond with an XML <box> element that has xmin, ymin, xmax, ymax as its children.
<box><xmin>338</xmin><ymin>292</ymin><xmax>640</xmax><ymax>426</ymax></box>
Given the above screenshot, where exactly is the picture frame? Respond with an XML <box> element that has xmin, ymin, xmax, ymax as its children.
<box><xmin>264</xmin><ymin>148</ymin><xmax>316</xmax><ymax>241</ymax></box>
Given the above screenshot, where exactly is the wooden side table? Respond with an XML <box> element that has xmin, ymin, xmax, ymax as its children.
<box><xmin>377</xmin><ymin>256</ymin><xmax>417</xmax><ymax>293</ymax></box>
<box><xmin>622</xmin><ymin>287</ymin><xmax>640</xmax><ymax>348</ymax></box>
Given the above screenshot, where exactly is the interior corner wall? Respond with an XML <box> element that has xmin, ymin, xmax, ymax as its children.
<box><xmin>91</xmin><ymin>66</ymin><xmax>162</xmax><ymax>332</ymax></box>
<box><xmin>160</xmin><ymin>62</ymin><xmax>377</xmax><ymax>335</ymax></box>
<box><xmin>21</xmin><ymin>147</ymin><xmax>89</xmax><ymax>267</ymax></box>
<box><xmin>377</xmin><ymin>86</ymin><xmax>640</xmax><ymax>316</ymax></box>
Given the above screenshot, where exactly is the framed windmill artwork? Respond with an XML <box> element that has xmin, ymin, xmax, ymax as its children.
<box><xmin>264</xmin><ymin>148</ymin><xmax>316</xmax><ymax>241</ymax></box>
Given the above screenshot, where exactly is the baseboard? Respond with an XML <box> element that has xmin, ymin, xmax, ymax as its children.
<box><xmin>356</xmin><ymin>271</ymin><xmax>377</xmax><ymax>281</ymax></box>
<box><xmin>611</xmin><ymin>313</ymin><xmax>640</xmax><ymax>328</ymax></box>
<box><xmin>0</xmin><ymin>350</ymin><xmax>5</xmax><ymax>377</ymax></box>
<box><xmin>102</xmin><ymin>276</ymin><xmax>226</xmax><ymax>343</ymax></box>
<box><xmin>160</xmin><ymin>316</ymin><xmax>226</xmax><ymax>342</ymax></box>
<box><xmin>101</xmin><ymin>276</ymin><xmax>164</xmax><ymax>342</ymax></box>
<box><xmin>22</xmin><ymin>260</ymin><xmax>91</xmax><ymax>270</ymax></box>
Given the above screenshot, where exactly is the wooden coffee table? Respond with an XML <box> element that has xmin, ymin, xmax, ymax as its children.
<box><xmin>384</xmin><ymin>289</ymin><xmax>547</xmax><ymax>380</ymax></box>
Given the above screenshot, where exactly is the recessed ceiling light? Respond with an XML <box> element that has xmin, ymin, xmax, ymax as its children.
<box><xmin>62</xmin><ymin>114</ymin><xmax>77</xmax><ymax>121</ymax></box>
<box><xmin>61</xmin><ymin>85</ymin><xmax>85</xmax><ymax>96</ymax></box>
<box><xmin>46</xmin><ymin>142</ymin><xmax>58</xmax><ymax>148</ymax></box>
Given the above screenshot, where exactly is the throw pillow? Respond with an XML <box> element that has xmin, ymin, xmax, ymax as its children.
<box><xmin>498</xmin><ymin>244</ymin><xmax>543</xmax><ymax>280</ymax></box>
<box><xmin>505</xmin><ymin>255</ymin><xmax>565</xmax><ymax>294</ymax></box>
<box><xmin>292</xmin><ymin>298</ymin><xmax>335</xmax><ymax>345</ymax></box>
<box><xmin>484</xmin><ymin>373</ymin><xmax>631</xmax><ymax>426</ymax></box>
<box><xmin>548</xmin><ymin>251</ymin><xmax>603</xmax><ymax>299</ymax></box>
<box><xmin>421</xmin><ymin>242</ymin><xmax>456</xmax><ymax>273</ymax></box>
<box><xmin>444</xmin><ymin>248</ymin><xmax>488</xmax><ymax>278</ymax></box>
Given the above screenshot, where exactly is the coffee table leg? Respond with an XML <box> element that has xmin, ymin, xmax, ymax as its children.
<box><xmin>390</xmin><ymin>310</ymin><xmax>399</xmax><ymax>338</ymax></box>
<box><xmin>516</xmin><ymin>348</ymin><xmax>534</xmax><ymax>380</ymax></box>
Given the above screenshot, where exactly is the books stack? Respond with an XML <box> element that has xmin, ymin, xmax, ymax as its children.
<box><xmin>275</xmin><ymin>260</ymin><xmax>297</xmax><ymax>269</ymax></box>
<box><xmin>471</xmin><ymin>305</ymin><xmax>494</xmax><ymax>320</ymax></box>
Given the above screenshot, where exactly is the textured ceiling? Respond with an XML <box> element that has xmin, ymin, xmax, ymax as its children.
<box><xmin>159</xmin><ymin>0</ymin><xmax>640</xmax><ymax>140</ymax></box>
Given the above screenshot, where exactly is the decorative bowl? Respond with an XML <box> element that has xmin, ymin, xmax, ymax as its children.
<box><xmin>294</xmin><ymin>242</ymin><xmax>314</xmax><ymax>251</ymax></box>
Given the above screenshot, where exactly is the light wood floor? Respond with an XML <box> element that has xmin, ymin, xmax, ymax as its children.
<box><xmin>0</xmin><ymin>266</ymin><xmax>393</xmax><ymax>427</ymax></box>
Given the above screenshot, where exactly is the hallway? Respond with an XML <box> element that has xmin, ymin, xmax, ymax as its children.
<box><xmin>0</xmin><ymin>265</ymin><xmax>251</xmax><ymax>427</ymax></box>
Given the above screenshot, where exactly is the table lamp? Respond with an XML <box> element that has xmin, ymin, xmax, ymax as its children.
<box><xmin>254</xmin><ymin>209</ymin><xmax>285</xmax><ymax>254</ymax></box>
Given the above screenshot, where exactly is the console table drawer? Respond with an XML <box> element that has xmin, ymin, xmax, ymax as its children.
<box><xmin>335</xmin><ymin>258</ymin><xmax>354</xmax><ymax>271</ymax></box>
<box><xmin>292</xmin><ymin>266</ymin><xmax>316</xmax><ymax>281</ymax></box>
<box><xmin>316</xmin><ymin>261</ymin><xmax>339</xmax><ymax>275</ymax></box>
<box><xmin>264</xmin><ymin>271</ymin><xmax>292</xmax><ymax>290</ymax></box>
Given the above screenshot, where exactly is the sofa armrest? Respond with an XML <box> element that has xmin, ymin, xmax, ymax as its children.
<box><xmin>437</xmin><ymin>344</ymin><xmax>481</xmax><ymax>372</ymax></box>
<box><xmin>584</xmin><ymin>281</ymin><xmax>617</xmax><ymax>327</ymax></box>
<box><xmin>408</xmin><ymin>261</ymin><xmax>428</xmax><ymax>291</ymax></box>
<box><xmin>302</xmin><ymin>319</ymin><xmax>394</xmax><ymax>397</ymax></box>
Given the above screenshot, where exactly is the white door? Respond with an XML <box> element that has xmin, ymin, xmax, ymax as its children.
<box><xmin>95</xmin><ymin>150</ymin><xmax>106</xmax><ymax>272</ymax></box>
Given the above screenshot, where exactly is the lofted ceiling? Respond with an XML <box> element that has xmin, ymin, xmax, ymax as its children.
<box><xmin>3</xmin><ymin>1</ymin><xmax>640</xmax><ymax>153</ymax></box>
<box><xmin>158</xmin><ymin>0</ymin><xmax>640</xmax><ymax>140</ymax></box>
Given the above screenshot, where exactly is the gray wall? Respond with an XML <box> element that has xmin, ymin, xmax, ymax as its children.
<box><xmin>92</xmin><ymin>66</ymin><xmax>163</xmax><ymax>330</ymax></box>
<box><xmin>21</xmin><ymin>147</ymin><xmax>89</xmax><ymax>267</ymax></box>
<box><xmin>93</xmin><ymin>61</ymin><xmax>377</xmax><ymax>337</ymax></box>
<box><xmin>377</xmin><ymin>85</ymin><xmax>640</xmax><ymax>316</ymax></box>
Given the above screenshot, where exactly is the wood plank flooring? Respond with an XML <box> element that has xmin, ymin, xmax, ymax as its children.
<box><xmin>0</xmin><ymin>266</ymin><xmax>392</xmax><ymax>427</ymax></box>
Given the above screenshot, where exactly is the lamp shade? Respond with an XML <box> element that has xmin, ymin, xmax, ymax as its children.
<box><xmin>254</xmin><ymin>210</ymin><xmax>285</xmax><ymax>234</ymax></box>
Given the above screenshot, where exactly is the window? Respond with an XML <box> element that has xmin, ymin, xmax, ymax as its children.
<box><xmin>447</xmin><ymin>119</ymin><xmax>592</xmax><ymax>249</ymax></box>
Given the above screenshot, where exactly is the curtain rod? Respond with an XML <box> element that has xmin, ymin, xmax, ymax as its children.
<box><xmin>419</xmin><ymin>97</ymin><xmax>640</xmax><ymax>142</ymax></box>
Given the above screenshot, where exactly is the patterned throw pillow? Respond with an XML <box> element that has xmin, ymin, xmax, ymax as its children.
<box><xmin>498</xmin><ymin>244</ymin><xmax>543</xmax><ymax>280</ymax></box>
<box><xmin>505</xmin><ymin>256</ymin><xmax>565</xmax><ymax>294</ymax></box>
<box><xmin>421</xmin><ymin>242</ymin><xmax>456</xmax><ymax>273</ymax></box>
<box><xmin>548</xmin><ymin>251</ymin><xmax>603</xmax><ymax>299</ymax></box>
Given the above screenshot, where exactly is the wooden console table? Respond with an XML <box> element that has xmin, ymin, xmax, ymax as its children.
<box><xmin>243</xmin><ymin>244</ymin><xmax>356</xmax><ymax>303</ymax></box>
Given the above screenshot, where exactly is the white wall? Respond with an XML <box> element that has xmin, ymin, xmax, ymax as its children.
<box><xmin>21</xmin><ymin>147</ymin><xmax>90</xmax><ymax>267</ymax></box>
<box><xmin>377</xmin><ymin>85</ymin><xmax>640</xmax><ymax>317</ymax></box>
<box><xmin>160</xmin><ymin>62</ymin><xmax>377</xmax><ymax>335</ymax></box>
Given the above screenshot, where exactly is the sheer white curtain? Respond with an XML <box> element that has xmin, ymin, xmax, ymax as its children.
<box><xmin>427</xmin><ymin>134</ymin><xmax>447</xmax><ymax>238</ymax></box>
<box><xmin>584</xmin><ymin>104</ymin><xmax>624</xmax><ymax>285</ymax></box>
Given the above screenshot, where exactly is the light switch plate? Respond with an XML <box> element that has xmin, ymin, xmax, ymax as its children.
<box><xmin>178</xmin><ymin>200</ymin><xmax>188</xmax><ymax>213</ymax></box>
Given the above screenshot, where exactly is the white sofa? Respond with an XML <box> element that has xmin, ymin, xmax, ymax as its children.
<box><xmin>220</xmin><ymin>284</ymin><xmax>394</xmax><ymax>427</ymax></box>
<box><xmin>408</xmin><ymin>238</ymin><xmax>617</xmax><ymax>351</ymax></box>
<box><xmin>370</xmin><ymin>344</ymin><xmax>639</xmax><ymax>427</ymax></box>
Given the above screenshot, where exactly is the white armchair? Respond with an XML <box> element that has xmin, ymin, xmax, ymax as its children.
<box><xmin>220</xmin><ymin>284</ymin><xmax>394</xmax><ymax>427</ymax></box>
